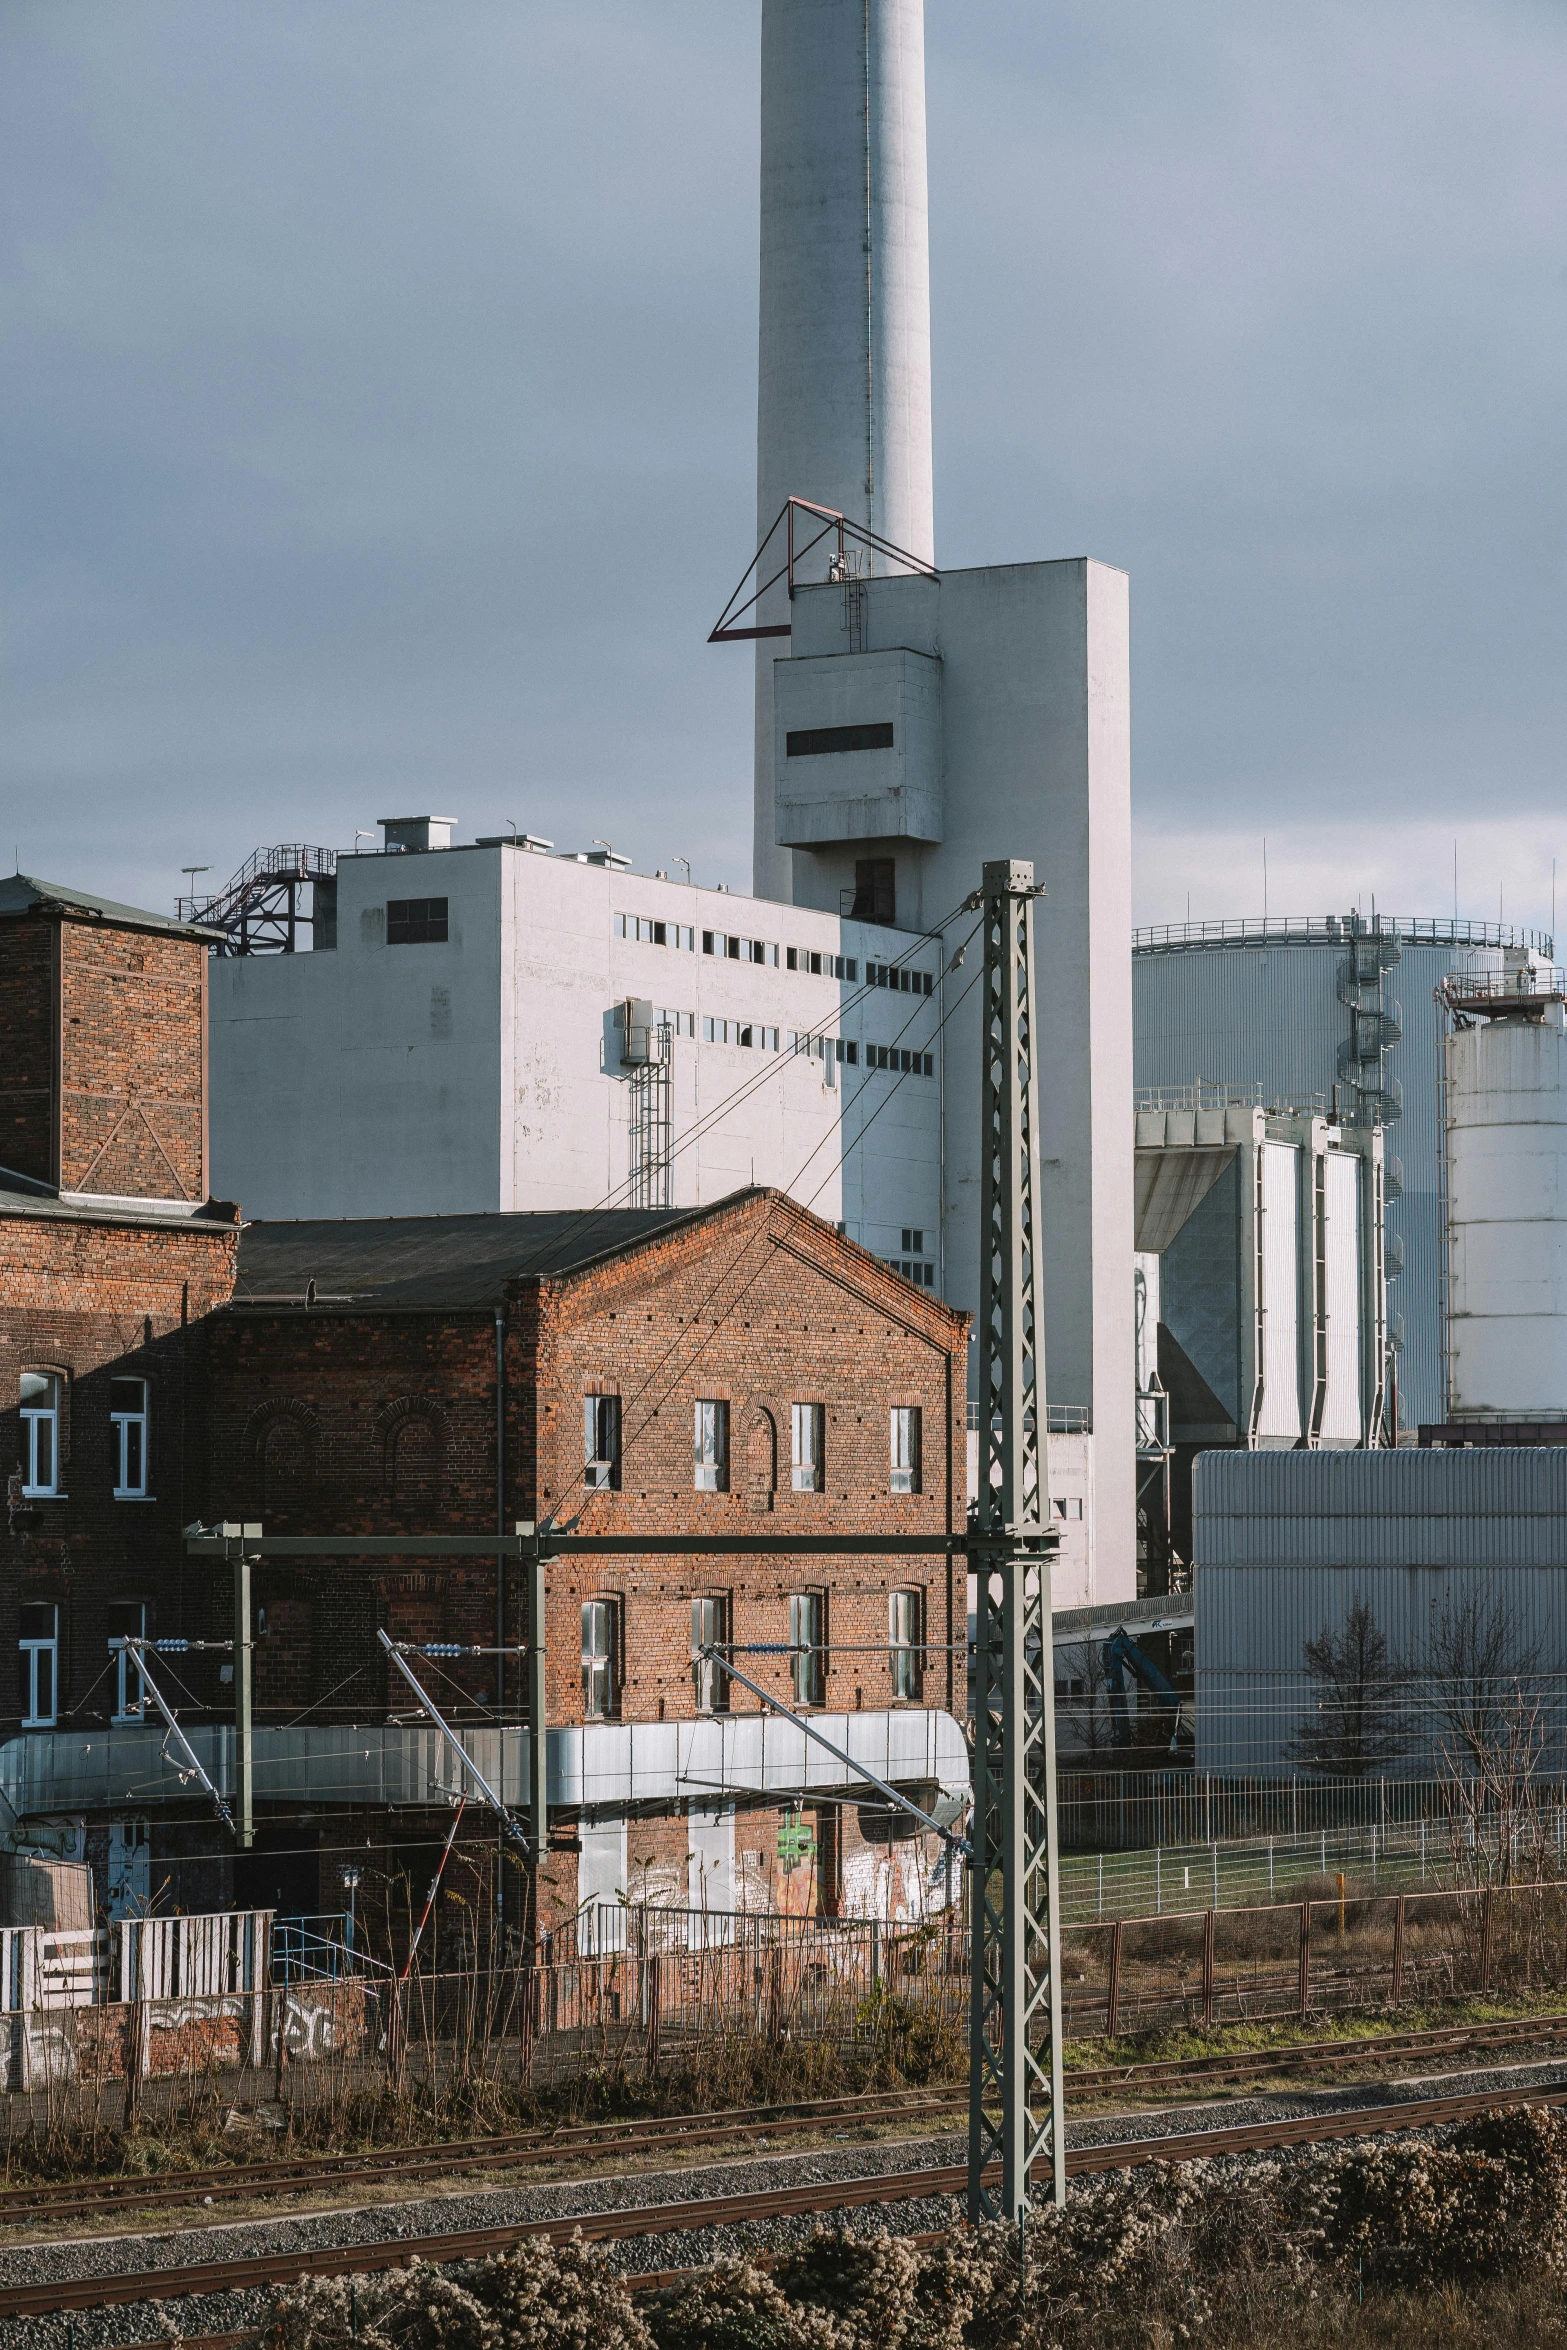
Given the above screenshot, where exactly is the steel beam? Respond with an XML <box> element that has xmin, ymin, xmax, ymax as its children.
<box><xmin>969</xmin><ymin>858</ymin><xmax>1065</xmax><ymax>2223</ymax></box>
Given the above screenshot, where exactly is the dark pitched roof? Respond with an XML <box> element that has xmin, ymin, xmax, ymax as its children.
<box><xmin>231</xmin><ymin>1196</ymin><xmax>765</xmax><ymax>1310</ymax></box>
<box><xmin>0</xmin><ymin>1164</ymin><xmax>240</xmax><ymax>1232</ymax></box>
<box><xmin>0</xmin><ymin>874</ymin><xmax>225</xmax><ymax>944</ymax></box>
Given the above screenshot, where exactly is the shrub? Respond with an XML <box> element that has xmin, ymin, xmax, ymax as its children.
<box><xmin>645</xmin><ymin>2255</ymin><xmax>839</xmax><ymax>2348</ymax></box>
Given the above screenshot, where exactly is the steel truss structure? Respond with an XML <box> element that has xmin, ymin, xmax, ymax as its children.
<box><xmin>969</xmin><ymin>859</ymin><xmax>1066</xmax><ymax>2220</ymax></box>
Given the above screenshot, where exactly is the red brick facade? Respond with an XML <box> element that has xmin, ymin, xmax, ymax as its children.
<box><xmin>0</xmin><ymin>1202</ymin><xmax>240</xmax><ymax>1727</ymax></box>
<box><xmin>0</xmin><ymin>904</ymin><xmax>208</xmax><ymax>1201</ymax></box>
<box><xmin>206</xmin><ymin>1191</ymin><xmax>968</xmax><ymax>1933</ymax></box>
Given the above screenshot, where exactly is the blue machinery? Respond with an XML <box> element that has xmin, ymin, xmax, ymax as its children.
<box><xmin>1102</xmin><ymin>1628</ymin><xmax>1194</xmax><ymax>1756</ymax></box>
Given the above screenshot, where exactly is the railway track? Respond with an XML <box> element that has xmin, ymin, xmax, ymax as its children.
<box><xmin>16</xmin><ymin>2075</ymin><xmax>1567</xmax><ymax>2325</ymax></box>
<box><xmin>5</xmin><ymin>2007</ymin><xmax>1567</xmax><ymax>2234</ymax></box>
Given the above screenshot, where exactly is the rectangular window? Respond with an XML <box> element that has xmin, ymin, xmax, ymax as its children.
<box><xmin>890</xmin><ymin>1406</ymin><xmax>922</xmax><ymax>1495</ymax></box>
<box><xmin>760</xmin><ymin>1025</ymin><xmax>779</xmax><ymax>1052</ymax></box>
<box><xmin>851</xmin><ymin>859</ymin><xmax>896</xmax><ymax>925</ymax></box>
<box><xmin>1052</xmin><ymin>1495</ymin><xmax>1085</xmax><ymax>1521</ymax></box>
<box><xmin>901</xmin><ymin>1229</ymin><xmax>924</xmax><ymax>1253</ymax></box>
<box><xmin>790</xmin><ymin>1402</ymin><xmax>824</xmax><ymax>1492</ymax></box>
<box><xmin>583</xmin><ymin>1394</ymin><xmax>621</xmax><ymax>1491</ymax></box>
<box><xmin>386</xmin><ymin>897</ymin><xmax>448</xmax><ymax>945</ymax></box>
<box><xmin>20</xmin><ymin>1602</ymin><xmax>57</xmax><ymax>1728</ymax></box>
<box><xmin>581</xmin><ymin>1599</ymin><xmax>617</xmax><ymax>1719</ymax></box>
<box><xmin>676</xmin><ymin>925</ymin><xmax>695</xmax><ymax>951</ymax></box>
<box><xmin>694</xmin><ymin>1400</ymin><xmax>729</xmax><ymax>1492</ymax></box>
<box><xmin>789</xmin><ymin>1590</ymin><xmax>825</xmax><ymax>1707</ymax></box>
<box><xmin>785</xmin><ymin>722</ymin><xmax>894</xmax><ymax>757</ymax></box>
<box><xmin>889</xmin><ymin>1589</ymin><xmax>924</xmax><ymax>1701</ymax></box>
<box><xmin>110</xmin><ymin>1378</ymin><xmax>149</xmax><ymax>1499</ymax></box>
<box><xmin>19</xmin><ymin>1373</ymin><xmax>61</xmax><ymax>1497</ymax></box>
<box><xmin>107</xmin><ymin>1600</ymin><xmax>147</xmax><ymax>1723</ymax></box>
<box><xmin>691</xmin><ymin>1594</ymin><xmax>730</xmax><ymax>1714</ymax></box>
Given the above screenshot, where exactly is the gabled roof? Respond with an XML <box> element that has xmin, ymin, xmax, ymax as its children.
<box><xmin>232</xmin><ymin>1197</ymin><xmax>750</xmax><ymax>1310</ymax></box>
<box><xmin>0</xmin><ymin>874</ymin><xmax>226</xmax><ymax>944</ymax></box>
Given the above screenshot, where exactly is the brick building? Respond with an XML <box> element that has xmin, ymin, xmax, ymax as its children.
<box><xmin>0</xmin><ymin>873</ymin><xmax>968</xmax><ymax>1944</ymax></box>
<box><xmin>209</xmin><ymin>1190</ymin><xmax>969</xmax><ymax>1942</ymax></box>
<box><xmin>0</xmin><ymin>877</ymin><xmax>239</xmax><ymax>1914</ymax></box>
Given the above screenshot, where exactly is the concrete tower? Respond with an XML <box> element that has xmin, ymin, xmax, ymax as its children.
<box><xmin>755</xmin><ymin>0</ymin><xmax>935</xmax><ymax>905</ymax></box>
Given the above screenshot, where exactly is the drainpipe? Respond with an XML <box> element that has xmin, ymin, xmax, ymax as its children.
<box><xmin>495</xmin><ymin>1307</ymin><xmax>507</xmax><ymax>1937</ymax></box>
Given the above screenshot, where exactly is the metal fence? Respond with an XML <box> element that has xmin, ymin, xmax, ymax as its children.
<box><xmin>1055</xmin><ymin>1771</ymin><xmax>1543</xmax><ymax>1854</ymax></box>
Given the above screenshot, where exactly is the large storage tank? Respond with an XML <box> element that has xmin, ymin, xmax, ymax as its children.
<box><xmin>1133</xmin><ymin>914</ymin><xmax>1554</xmax><ymax>1431</ymax></box>
<box><xmin>1442</xmin><ymin>962</ymin><xmax>1567</xmax><ymax>1421</ymax></box>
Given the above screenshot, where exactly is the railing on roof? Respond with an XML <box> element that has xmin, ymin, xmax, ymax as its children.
<box><xmin>1133</xmin><ymin>914</ymin><xmax>1555</xmax><ymax>956</ymax></box>
<box><xmin>966</xmin><ymin>1402</ymin><xmax>1090</xmax><ymax>1435</ymax></box>
<box><xmin>1134</xmin><ymin>1082</ymin><xmax>1329</xmax><ymax>1116</ymax></box>
<box><xmin>1440</xmin><ymin>967</ymin><xmax>1567</xmax><ymax>1007</ymax></box>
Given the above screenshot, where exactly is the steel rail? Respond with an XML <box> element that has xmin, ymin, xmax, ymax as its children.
<box><xmin>8</xmin><ymin>2010</ymin><xmax>1567</xmax><ymax>2232</ymax></box>
<box><xmin>12</xmin><ymin>2078</ymin><xmax>1567</xmax><ymax>2323</ymax></box>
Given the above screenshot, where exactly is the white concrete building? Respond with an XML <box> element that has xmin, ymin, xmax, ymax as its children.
<box><xmin>210</xmin><ymin>828</ymin><xmax>944</xmax><ymax>1276</ymax></box>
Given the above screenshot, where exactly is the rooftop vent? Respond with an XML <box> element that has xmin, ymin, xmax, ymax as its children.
<box><xmin>379</xmin><ymin>817</ymin><xmax>455</xmax><ymax>854</ymax></box>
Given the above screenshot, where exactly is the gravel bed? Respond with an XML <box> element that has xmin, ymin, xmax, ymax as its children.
<box><xmin>11</xmin><ymin>2054</ymin><xmax>1567</xmax><ymax>2350</ymax></box>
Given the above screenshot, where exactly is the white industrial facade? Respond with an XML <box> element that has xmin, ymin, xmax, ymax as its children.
<box><xmin>1443</xmin><ymin>964</ymin><xmax>1567</xmax><ymax>1421</ymax></box>
<box><xmin>1133</xmin><ymin>916</ymin><xmax>1555</xmax><ymax>1432</ymax></box>
<box><xmin>210</xmin><ymin>836</ymin><xmax>942</xmax><ymax>1270</ymax></box>
<box><xmin>1194</xmin><ymin>1448</ymin><xmax>1567</xmax><ymax>1775</ymax></box>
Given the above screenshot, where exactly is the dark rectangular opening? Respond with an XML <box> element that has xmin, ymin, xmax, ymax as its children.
<box><xmin>387</xmin><ymin>897</ymin><xmax>449</xmax><ymax>945</ymax></box>
<box><xmin>851</xmin><ymin>859</ymin><xmax>896</xmax><ymax>924</ymax></box>
<box><xmin>785</xmin><ymin>722</ymin><xmax>894</xmax><ymax>758</ymax></box>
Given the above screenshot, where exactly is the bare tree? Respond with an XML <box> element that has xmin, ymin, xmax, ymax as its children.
<box><xmin>1286</xmin><ymin>1599</ymin><xmax>1410</xmax><ymax>1780</ymax></box>
<box><xmin>1427</xmin><ymin>1589</ymin><xmax>1548</xmax><ymax>1890</ymax></box>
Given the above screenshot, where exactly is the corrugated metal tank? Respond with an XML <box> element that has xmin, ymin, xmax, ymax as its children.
<box><xmin>1193</xmin><ymin>1448</ymin><xmax>1567</xmax><ymax>1771</ymax></box>
<box><xmin>1133</xmin><ymin>917</ymin><xmax>1552</xmax><ymax>1428</ymax></box>
<box><xmin>1446</xmin><ymin>999</ymin><xmax>1567</xmax><ymax>1417</ymax></box>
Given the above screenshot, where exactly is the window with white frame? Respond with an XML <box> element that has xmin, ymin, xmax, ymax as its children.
<box><xmin>790</xmin><ymin>1403</ymin><xmax>823</xmax><ymax>1492</ymax></box>
<box><xmin>107</xmin><ymin>1600</ymin><xmax>147</xmax><ymax>1722</ymax></box>
<box><xmin>694</xmin><ymin>1400</ymin><xmax>729</xmax><ymax>1492</ymax></box>
<box><xmin>889</xmin><ymin>1588</ymin><xmax>923</xmax><ymax>1700</ymax></box>
<box><xmin>583</xmin><ymin>1394</ymin><xmax>621</xmax><ymax>1490</ymax></box>
<box><xmin>691</xmin><ymin>1593</ymin><xmax>730</xmax><ymax>1713</ymax></box>
<box><xmin>110</xmin><ymin>1378</ymin><xmax>149</xmax><ymax>1498</ymax></box>
<box><xmin>20</xmin><ymin>1602</ymin><xmax>58</xmax><ymax>1727</ymax></box>
<box><xmin>581</xmin><ymin>1598</ymin><xmax>618</xmax><ymax>1719</ymax></box>
<box><xmin>19</xmin><ymin>1372</ymin><xmax>61</xmax><ymax>1497</ymax></box>
<box><xmin>890</xmin><ymin>1405</ymin><xmax>921</xmax><ymax>1494</ymax></box>
<box><xmin>789</xmin><ymin>1589</ymin><xmax>824</xmax><ymax>1707</ymax></box>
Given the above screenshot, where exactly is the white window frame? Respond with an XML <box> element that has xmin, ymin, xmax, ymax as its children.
<box><xmin>581</xmin><ymin>1598</ymin><xmax>617</xmax><ymax>1720</ymax></box>
<box><xmin>790</xmin><ymin>1402</ymin><xmax>824</xmax><ymax>1492</ymax></box>
<box><xmin>19</xmin><ymin>1372</ymin><xmax>62</xmax><ymax>1498</ymax></box>
<box><xmin>890</xmin><ymin>1405</ymin><xmax>921</xmax><ymax>1495</ymax></box>
<box><xmin>691</xmin><ymin>1593</ymin><xmax>730</xmax><ymax>1714</ymax></box>
<box><xmin>583</xmin><ymin>1394</ymin><xmax>621</xmax><ymax>1491</ymax></box>
<box><xmin>789</xmin><ymin>1590</ymin><xmax>824</xmax><ymax>1708</ymax></box>
<box><xmin>110</xmin><ymin>1377</ymin><xmax>150</xmax><ymax>1499</ymax></box>
<box><xmin>889</xmin><ymin>1588</ymin><xmax>923</xmax><ymax>1701</ymax></box>
<box><xmin>20</xmin><ymin>1603</ymin><xmax>58</xmax><ymax>1728</ymax></box>
<box><xmin>109</xmin><ymin>1602</ymin><xmax>148</xmax><ymax>1723</ymax></box>
<box><xmin>694</xmin><ymin>1400</ymin><xmax>729</xmax><ymax>1492</ymax></box>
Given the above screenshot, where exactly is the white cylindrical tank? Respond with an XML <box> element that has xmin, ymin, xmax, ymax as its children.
<box><xmin>754</xmin><ymin>0</ymin><xmax>935</xmax><ymax>903</ymax></box>
<box><xmin>1445</xmin><ymin>987</ymin><xmax>1567</xmax><ymax>1418</ymax></box>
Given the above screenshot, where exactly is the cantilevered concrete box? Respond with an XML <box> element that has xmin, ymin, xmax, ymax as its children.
<box><xmin>773</xmin><ymin>647</ymin><xmax>943</xmax><ymax>846</ymax></box>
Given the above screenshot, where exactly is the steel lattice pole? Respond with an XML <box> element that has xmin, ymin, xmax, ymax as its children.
<box><xmin>968</xmin><ymin>858</ymin><xmax>1066</xmax><ymax>2224</ymax></box>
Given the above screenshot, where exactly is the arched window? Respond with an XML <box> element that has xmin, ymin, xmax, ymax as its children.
<box><xmin>390</xmin><ymin>1415</ymin><xmax>440</xmax><ymax>1502</ymax></box>
<box><xmin>745</xmin><ymin>1408</ymin><xmax>776</xmax><ymax>1513</ymax></box>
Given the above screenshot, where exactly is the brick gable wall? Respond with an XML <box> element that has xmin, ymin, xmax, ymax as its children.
<box><xmin>58</xmin><ymin>923</ymin><xmax>207</xmax><ymax>1201</ymax></box>
<box><xmin>0</xmin><ymin>915</ymin><xmax>56</xmax><ymax>1184</ymax></box>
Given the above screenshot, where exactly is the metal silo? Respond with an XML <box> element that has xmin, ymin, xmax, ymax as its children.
<box><xmin>1133</xmin><ymin>914</ymin><xmax>1555</xmax><ymax>1431</ymax></box>
<box><xmin>1440</xmin><ymin>961</ymin><xmax>1567</xmax><ymax>1424</ymax></box>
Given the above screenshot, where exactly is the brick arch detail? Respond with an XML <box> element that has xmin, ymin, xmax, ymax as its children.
<box><xmin>374</xmin><ymin>1396</ymin><xmax>453</xmax><ymax>1491</ymax></box>
<box><xmin>241</xmin><ymin>1397</ymin><xmax>320</xmax><ymax>1516</ymax></box>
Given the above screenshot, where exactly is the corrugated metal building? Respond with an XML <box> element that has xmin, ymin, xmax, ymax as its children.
<box><xmin>1194</xmin><ymin>1448</ymin><xmax>1567</xmax><ymax>1773</ymax></box>
<box><xmin>1133</xmin><ymin>915</ymin><xmax>1554</xmax><ymax>1429</ymax></box>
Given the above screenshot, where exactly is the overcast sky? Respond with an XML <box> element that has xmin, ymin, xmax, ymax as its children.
<box><xmin>5</xmin><ymin>2</ymin><xmax>1565</xmax><ymax>936</ymax></box>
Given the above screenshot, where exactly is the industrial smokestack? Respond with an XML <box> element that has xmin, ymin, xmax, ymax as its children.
<box><xmin>754</xmin><ymin>0</ymin><xmax>935</xmax><ymax>902</ymax></box>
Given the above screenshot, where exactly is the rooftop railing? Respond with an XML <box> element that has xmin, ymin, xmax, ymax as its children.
<box><xmin>1134</xmin><ymin>914</ymin><xmax>1555</xmax><ymax>956</ymax></box>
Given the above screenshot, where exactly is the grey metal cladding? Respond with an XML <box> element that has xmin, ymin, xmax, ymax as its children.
<box><xmin>1194</xmin><ymin>1446</ymin><xmax>1567</xmax><ymax>1567</ymax></box>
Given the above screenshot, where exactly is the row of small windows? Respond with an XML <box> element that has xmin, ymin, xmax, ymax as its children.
<box><xmin>867</xmin><ymin>963</ymin><xmax>934</xmax><ymax>996</ymax></box>
<box><xmin>585</xmin><ymin>1397</ymin><xmax>921</xmax><ymax>1496</ymax></box>
<box><xmin>17</xmin><ymin>1600</ymin><xmax>148</xmax><ymax>1730</ymax></box>
<box><xmin>695</xmin><ymin>1027</ymin><xmax>932</xmax><ymax>1078</ymax></box>
<box><xmin>614</xmin><ymin>914</ymin><xmax>697</xmax><ymax>950</ymax></box>
<box><xmin>702</xmin><ymin>1017</ymin><xmax>781</xmax><ymax>1051</ymax></box>
<box><xmin>867</xmin><ymin>1046</ymin><xmax>935</xmax><ymax>1077</ymax></box>
<box><xmin>580</xmin><ymin>1585</ymin><xmax>926</xmax><ymax>1719</ymax></box>
<box><xmin>17</xmin><ymin>1374</ymin><xmax>149</xmax><ymax>1501</ymax></box>
<box><xmin>888</xmin><ymin>1261</ymin><xmax>936</xmax><ymax>1288</ymax></box>
<box><xmin>787</xmin><ymin>948</ymin><xmax>857</xmax><ymax>980</ymax></box>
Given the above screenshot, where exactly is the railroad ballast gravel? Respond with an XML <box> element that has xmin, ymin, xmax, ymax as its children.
<box><xmin>6</xmin><ymin>2055</ymin><xmax>1567</xmax><ymax>2350</ymax></box>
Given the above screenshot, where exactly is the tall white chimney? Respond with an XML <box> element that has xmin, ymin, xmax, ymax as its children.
<box><xmin>753</xmin><ymin>0</ymin><xmax>935</xmax><ymax>902</ymax></box>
